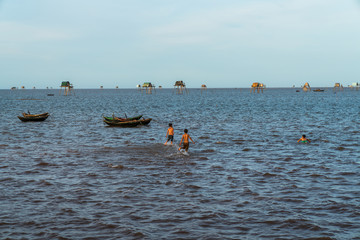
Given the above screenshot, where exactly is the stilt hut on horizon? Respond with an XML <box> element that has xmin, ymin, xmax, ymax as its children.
<box><xmin>174</xmin><ymin>80</ymin><xmax>188</xmax><ymax>94</ymax></box>
<box><xmin>349</xmin><ymin>82</ymin><xmax>359</xmax><ymax>90</ymax></box>
<box><xmin>60</xmin><ymin>81</ymin><xmax>73</xmax><ymax>96</ymax></box>
<box><xmin>302</xmin><ymin>82</ymin><xmax>311</xmax><ymax>92</ymax></box>
<box><xmin>201</xmin><ymin>84</ymin><xmax>207</xmax><ymax>94</ymax></box>
<box><xmin>142</xmin><ymin>82</ymin><xmax>155</xmax><ymax>94</ymax></box>
<box><xmin>251</xmin><ymin>82</ymin><xmax>265</xmax><ymax>93</ymax></box>
<box><xmin>333</xmin><ymin>83</ymin><xmax>343</xmax><ymax>91</ymax></box>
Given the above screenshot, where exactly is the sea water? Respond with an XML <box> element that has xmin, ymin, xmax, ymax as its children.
<box><xmin>0</xmin><ymin>88</ymin><xmax>359</xmax><ymax>239</ymax></box>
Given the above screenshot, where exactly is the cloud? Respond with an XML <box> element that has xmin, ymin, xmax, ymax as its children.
<box><xmin>145</xmin><ymin>18</ymin><xmax>215</xmax><ymax>45</ymax></box>
<box><xmin>0</xmin><ymin>21</ymin><xmax>72</xmax><ymax>42</ymax></box>
<box><xmin>143</xmin><ymin>1</ymin><xmax>288</xmax><ymax>47</ymax></box>
<box><xmin>144</xmin><ymin>0</ymin><xmax>356</xmax><ymax>48</ymax></box>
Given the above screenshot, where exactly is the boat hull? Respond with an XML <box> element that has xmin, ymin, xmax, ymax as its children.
<box><xmin>103</xmin><ymin>119</ymin><xmax>141</xmax><ymax>127</ymax></box>
<box><xmin>139</xmin><ymin>118</ymin><xmax>152</xmax><ymax>125</ymax></box>
<box><xmin>103</xmin><ymin>118</ymin><xmax>152</xmax><ymax>127</ymax></box>
<box><xmin>103</xmin><ymin>115</ymin><xmax>142</xmax><ymax>122</ymax></box>
<box><xmin>18</xmin><ymin>115</ymin><xmax>49</xmax><ymax>122</ymax></box>
<box><xmin>22</xmin><ymin>112</ymin><xmax>49</xmax><ymax>117</ymax></box>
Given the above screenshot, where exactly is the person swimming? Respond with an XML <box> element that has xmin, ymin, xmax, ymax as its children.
<box><xmin>297</xmin><ymin>134</ymin><xmax>311</xmax><ymax>143</ymax></box>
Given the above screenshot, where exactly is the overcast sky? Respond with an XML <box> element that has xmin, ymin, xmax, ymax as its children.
<box><xmin>0</xmin><ymin>0</ymin><xmax>359</xmax><ymax>89</ymax></box>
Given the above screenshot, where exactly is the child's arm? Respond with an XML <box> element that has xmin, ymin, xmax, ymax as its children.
<box><xmin>166</xmin><ymin>129</ymin><xmax>169</xmax><ymax>137</ymax></box>
<box><xmin>307</xmin><ymin>138</ymin><xmax>311</xmax><ymax>143</ymax></box>
<box><xmin>297</xmin><ymin>138</ymin><xmax>301</xmax><ymax>142</ymax></box>
<box><xmin>189</xmin><ymin>136</ymin><xmax>195</xmax><ymax>144</ymax></box>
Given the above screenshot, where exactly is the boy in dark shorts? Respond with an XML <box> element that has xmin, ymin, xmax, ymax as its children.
<box><xmin>178</xmin><ymin>129</ymin><xmax>195</xmax><ymax>152</ymax></box>
<box><xmin>164</xmin><ymin>123</ymin><xmax>174</xmax><ymax>145</ymax></box>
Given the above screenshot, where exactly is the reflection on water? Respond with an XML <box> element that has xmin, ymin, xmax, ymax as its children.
<box><xmin>0</xmin><ymin>88</ymin><xmax>359</xmax><ymax>239</ymax></box>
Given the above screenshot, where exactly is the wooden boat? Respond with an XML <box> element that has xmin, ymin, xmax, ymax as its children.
<box><xmin>139</xmin><ymin>118</ymin><xmax>152</xmax><ymax>125</ymax></box>
<box><xmin>18</xmin><ymin>114</ymin><xmax>49</xmax><ymax>122</ymax></box>
<box><xmin>22</xmin><ymin>112</ymin><xmax>49</xmax><ymax>117</ymax></box>
<box><xmin>103</xmin><ymin>117</ymin><xmax>152</xmax><ymax>127</ymax></box>
<box><xmin>313</xmin><ymin>89</ymin><xmax>325</xmax><ymax>92</ymax></box>
<box><xmin>103</xmin><ymin>119</ymin><xmax>141</xmax><ymax>127</ymax></box>
<box><xmin>103</xmin><ymin>115</ymin><xmax>142</xmax><ymax>122</ymax></box>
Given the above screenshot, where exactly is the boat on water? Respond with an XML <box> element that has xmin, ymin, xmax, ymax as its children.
<box><xmin>22</xmin><ymin>112</ymin><xmax>49</xmax><ymax>117</ymax></box>
<box><xmin>18</xmin><ymin>112</ymin><xmax>49</xmax><ymax>122</ymax></box>
<box><xmin>313</xmin><ymin>89</ymin><xmax>325</xmax><ymax>92</ymax></box>
<box><xmin>139</xmin><ymin>118</ymin><xmax>152</xmax><ymax>125</ymax></box>
<box><xmin>103</xmin><ymin>115</ymin><xmax>142</xmax><ymax>122</ymax></box>
<box><xmin>103</xmin><ymin>118</ymin><xmax>152</xmax><ymax>127</ymax></box>
<box><xmin>103</xmin><ymin>119</ymin><xmax>141</xmax><ymax>127</ymax></box>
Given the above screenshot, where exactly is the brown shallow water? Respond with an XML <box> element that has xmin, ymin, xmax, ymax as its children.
<box><xmin>0</xmin><ymin>88</ymin><xmax>360</xmax><ymax>239</ymax></box>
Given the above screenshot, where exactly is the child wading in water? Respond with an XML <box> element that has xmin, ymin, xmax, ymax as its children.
<box><xmin>164</xmin><ymin>123</ymin><xmax>174</xmax><ymax>145</ymax></box>
<box><xmin>178</xmin><ymin>129</ymin><xmax>195</xmax><ymax>152</ymax></box>
<box><xmin>297</xmin><ymin>134</ymin><xmax>311</xmax><ymax>143</ymax></box>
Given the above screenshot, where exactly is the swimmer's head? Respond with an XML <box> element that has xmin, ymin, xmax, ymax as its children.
<box><xmin>184</xmin><ymin>129</ymin><xmax>188</xmax><ymax>133</ymax></box>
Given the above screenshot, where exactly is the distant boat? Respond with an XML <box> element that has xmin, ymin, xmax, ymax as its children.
<box><xmin>313</xmin><ymin>89</ymin><xmax>325</xmax><ymax>92</ymax></box>
<box><xmin>103</xmin><ymin>113</ymin><xmax>152</xmax><ymax>127</ymax></box>
<box><xmin>138</xmin><ymin>118</ymin><xmax>152</xmax><ymax>125</ymax></box>
<box><xmin>22</xmin><ymin>112</ymin><xmax>49</xmax><ymax>117</ymax></box>
<box><xmin>103</xmin><ymin>118</ymin><xmax>152</xmax><ymax>127</ymax></box>
<box><xmin>47</xmin><ymin>94</ymin><xmax>54</xmax><ymax>96</ymax></box>
<box><xmin>18</xmin><ymin>112</ymin><xmax>49</xmax><ymax>122</ymax></box>
<box><xmin>103</xmin><ymin>115</ymin><xmax>143</xmax><ymax>122</ymax></box>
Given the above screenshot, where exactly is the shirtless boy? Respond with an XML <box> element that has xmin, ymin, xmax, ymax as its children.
<box><xmin>164</xmin><ymin>123</ymin><xmax>174</xmax><ymax>145</ymax></box>
<box><xmin>297</xmin><ymin>134</ymin><xmax>311</xmax><ymax>143</ymax></box>
<box><xmin>178</xmin><ymin>129</ymin><xmax>195</xmax><ymax>152</ymax></box>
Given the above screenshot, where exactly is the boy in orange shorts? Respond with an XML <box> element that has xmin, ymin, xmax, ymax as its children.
<box><xmin>178</xmin><ymin>129</ymin><xmax>195</xmax><ymax>152</ymax></box>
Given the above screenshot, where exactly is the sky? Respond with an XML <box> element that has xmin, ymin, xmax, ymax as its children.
<box><xmin>0</xmin><ymin>0</ymin><xmax>359</xmax><ymax>89</ymax></box>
